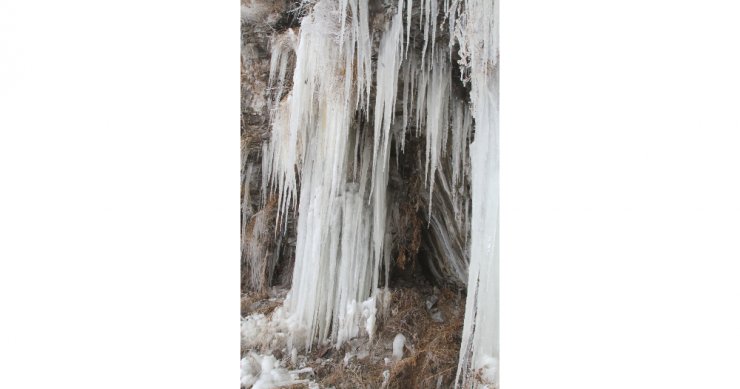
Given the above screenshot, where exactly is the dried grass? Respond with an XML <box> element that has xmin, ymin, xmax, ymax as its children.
<box><xmin>383</xmin><ymin>288</ymin><xmax>463</xmax><ymax>389</ymax></box>
<box><xmin>241</xmin><ymin>291</ymin><xmax>283</xmax><ymax>317</ymax></box>
<box><xmin>297</xmin><ymin>286</ymin><xmax>465</xmax><ymax>389</ymax></box>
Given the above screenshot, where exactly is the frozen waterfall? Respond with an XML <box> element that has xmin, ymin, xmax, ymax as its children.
<box><xmin>244</xmin><ymin>0</ymin><xmax>498</xmax><ymax>386</ymax></box>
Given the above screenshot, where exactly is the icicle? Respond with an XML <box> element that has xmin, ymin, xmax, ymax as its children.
<box><xmin>423</xmin><ymin>50</ymin><xmax>451</xmax><ymax>217</ymax></box>
<box><xmin>430</xmin><ymin>0</ymin><xmax>438</xmax><ymax>58</ymax></box>
<box><xmin>268</xmin><ymin>29</ymin><xmax>298</xmax><ymax>118</ymax></box>
<box><xmin>371</xmin><ymin>3</ymin><xmax>404</xmax><ymax>186</ymax></box>
<box><xmin>400</xmin><ymin>59</ymin><xmax>411</xmax><ymax>152</ymax></box>
<box><xmin>414</xmin><ymin>59</ymin><xmax>428</xmax><ymax>136</ymax></box>
<box><xmin>349</xmin><ymin>0</ymin><xmax>373</xmax><ymax>114</ymax></box>
<box><xmin>368</xmin><ymin>7</ymin><xmax>405</xmax><ymax>322</ymax></box>
<box><xmin>453</xmin><ymin>0</ymin><xmax>500</xmax><ymax>387</ymax></box>
<box><xmin>420</xmin><ymin>0</ymin><xmax>429</xmax><ymax>67</ymax></box>
<box><xmin>447</xmin><ymin>0</ymin><xmax>461</xmax><ymax>51</ymax></box>
<box><xmin>450</xmin><ymin>100</ymin><xmax>471</xmax><ymax>190</ymax></box>
<box><xmin>420</xmin><ymin>0</ymin><xmax>439</xmax><ymax>67</ymax></box>
<box><xmin>405</xmin><ymin>0</ymin><xmax>413</xmax><ymax>58</ymax></box>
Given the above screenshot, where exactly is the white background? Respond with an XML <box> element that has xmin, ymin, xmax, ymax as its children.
<box><xmin>1</xmin><ymin>0</ymin><xmax>739</xmax><ymax>388</ymax></box>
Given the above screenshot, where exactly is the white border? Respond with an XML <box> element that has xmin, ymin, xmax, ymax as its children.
<box><xmin>2</xmin><ymin>0</ymin><xmax>740</xmax><ymax>387</ymax></box>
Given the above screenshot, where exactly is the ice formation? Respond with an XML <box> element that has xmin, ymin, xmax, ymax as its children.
<box><xmin>392</xmin><ymin>333</ymin><xmax>406</xmax><ymax>360</ymax></box>
<box><xmin>247</xmin><ymin>0</ymin><xmax>499</xmax><ymax>386</ymax></box>
<box><xmin>451</xmin><ymin>0</ymin><xmax>500</xmax><ymax>387</ymax></box>
<box><xmin>264</xmin><ymin>0</ymin><xmax>401</xmax><ymax>352</ymax></box>
<box><xmin>241</xmin><ymin>302</ymin><xmax>307</xmax><ymax>352</ymax></box>
<box><xmin>241</xmin><ymin>352</ymin><xmax>316</xmax><ymax>389</ymax></box>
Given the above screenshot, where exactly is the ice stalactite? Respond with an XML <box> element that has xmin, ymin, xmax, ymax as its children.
<box><xmin>423</xmin><ymin>50</ymin><xmax>451</xmax><ymax>216</ymax></box>
<box><xmin>452</xmin><ymin>0</ymin><xmax>500</xmax><ymax>387</ymax></box>
<box><xmin>369</xmin><ymin>2</ymin><xmax>407</xmax><ymax>319</ymax></box>
<box><xmin>450</xmin><ymin>100</ymin><xmax>472</xmax><ymax>200</ymax></box>
<box><xmin>267</xmin><ymin>29</ymin><xmax>298</xmax><ymax>121</ymax></box>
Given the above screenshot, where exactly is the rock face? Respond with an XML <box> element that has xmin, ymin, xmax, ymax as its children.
<box><xmin>241</xmin><ymin>0</ymin><xmax>498</xmax><ymax>387</ymax></box>
<box><xmin>241</xmin><ymin>0</ymin><xmax>298</xmax><ymax>292</ymax></box>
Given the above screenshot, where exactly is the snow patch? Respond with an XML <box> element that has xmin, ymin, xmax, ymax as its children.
<box><xmin>241</xmin><ymin>301</ymin><xmax>307</xmax><ymax>352</ymax></box>
<box><xmin>241</xmin><ymin>352</ymin><xmax>308</xmax><ymax>389</ymax></box>
<box><xmin>478</xmin><ymin>355</ymin><xmax>498</xmax><ymax>386</ymax></box>
<box><xmin>381</xmin><ymin>369</ymin><xmax>391</xmax><ymax>388</ymax></box>
<box><xmin>392</xmin><ymin>333</ymin><xmax>406</xmax><ymax>360</ymax></box>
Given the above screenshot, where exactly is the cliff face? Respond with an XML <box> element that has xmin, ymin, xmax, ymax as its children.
<box><xmin>241</xmin><ymin>0</ymin><xmax>498</xmax><ymax>387</ymax></box>
<box><xmin>241</xmin><ymin>0</ymin><xmax>297</xmax><ymax>292</ymax></box>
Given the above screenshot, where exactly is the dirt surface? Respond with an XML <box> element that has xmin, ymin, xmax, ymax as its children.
<box><xmin>242</xmin><ymin>285</ymin><xmax>465</xmax><ymax>389</ymax></box>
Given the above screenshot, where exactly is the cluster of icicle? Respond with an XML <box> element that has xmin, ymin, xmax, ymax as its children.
<box><xmin>256</xmin><ymin>0</ymin><xmax>498</xmax><ymax>387</ymax></box>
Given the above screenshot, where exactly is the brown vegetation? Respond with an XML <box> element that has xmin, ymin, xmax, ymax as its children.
<box><xmin>242</xmin><ymin>285</ymin><xmax>465</xmax><ymax>389</ymax></box>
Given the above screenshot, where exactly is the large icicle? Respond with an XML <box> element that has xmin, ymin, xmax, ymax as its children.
<box><xmin>423</xmin><ymin>50</ymin><xmax>451</xmax><ymax>215</ymax></box>
<box><xmin>370</xmin><ymin>2</ymin><xmax>405</xmax><ymax>303</ymax></box>
<box><xmin>453</xmin><ymin>0</ymin><xmax>500</xmax><ymax>387</ymax></box>
<box><xmin>371</xmin><ymin>1</ymin><xmax>404</xmax><ymax>184</ymax></box>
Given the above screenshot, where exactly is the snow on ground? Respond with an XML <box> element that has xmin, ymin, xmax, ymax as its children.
<box><xmin>241</xmin><ymin>293</ymin><xmax>378</xmax><ymax>388</ymax></box>
<box><xmin>241</xmin><ymin>352</ymin><xmax>317</xmax><ymax>388</ymax></box>
<box><xmin>241</xmin><ymin>294</ymin><xmax>377</xmax><ymax>354</ymax></box>
<box><xmin>241</xmin><ymin>300</ymin><xmax>306</xmax><ymax>353</ymax></box>
<box><xmin>392</xmin><ymin>333</ymin><xmax>405</xmax><ymax>361</ymax></box>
